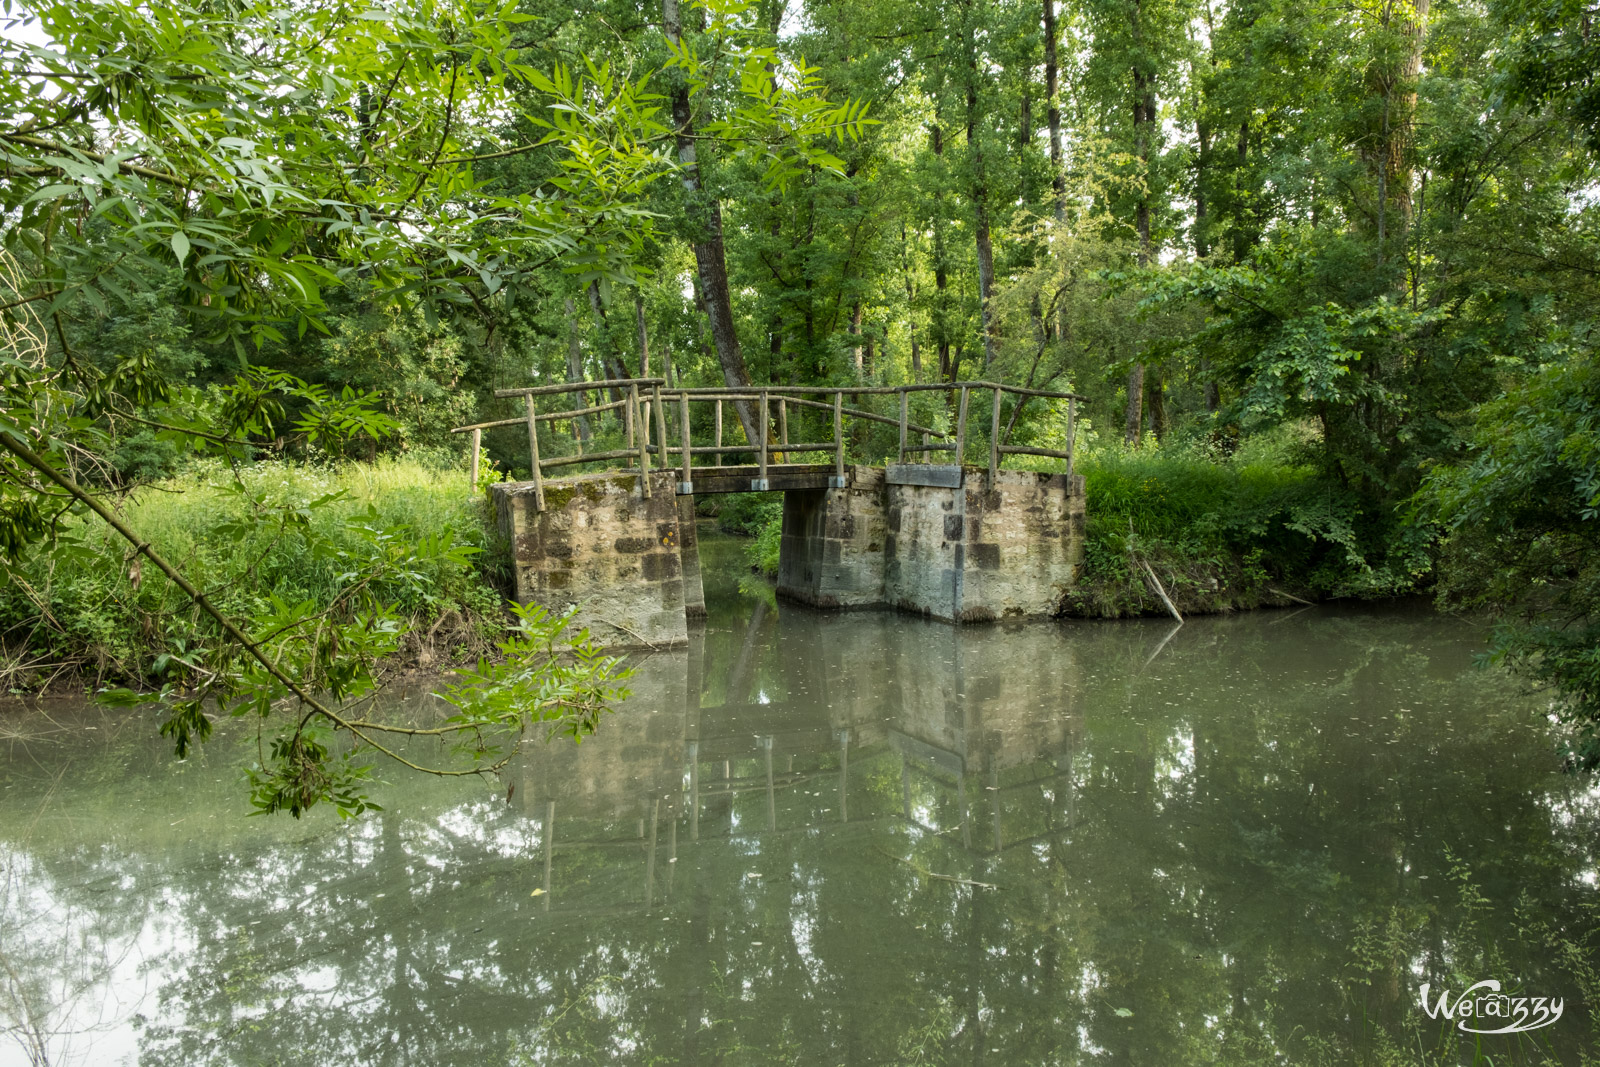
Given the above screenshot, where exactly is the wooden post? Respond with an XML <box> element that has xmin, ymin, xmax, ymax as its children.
<box><xmin>652</xmin><ymin>384</ymin><xmax>668</xmax><ymax>488</ymax></box>
<box><xmin>679</xmin><ymin>392</ymin><xmax>693</xmax><ymax>492</ymax></box>
<box><xmin>1066</xmin><ymin>397</ymin><xmax>1076</xmax><ymax>480</ymax></box>
<box><xmin>778</xmin><ymin>397</ymin><xmax>789</xmax><ymax>448</ymax></box>
<box><xmin>631</xmin><ymin>384</ymin><xmax>650</xmax><ymax>498</ymax></box>
<box><xmin>833</xmin><ymin>391</ymin><xmax>845</xmax><ymax>485</ymax></box>
<box><xmin>898</xmin><ymin>390</ymin><xmax>908</xmax><ymax>464</ymax></box>
<box><xmin>756</xmin><ymin>389</ymin><xmax>769</xmax><ymax>489</ymax></box>
<box><xmin>989</xmin><ymin>385</ymin><xmax>1002</xmax><ymax>486</ymax></box>
<box><xmin>624</xmin><ymin>388</ymin><xmax>635</xmax><ymax>448</ymax></box>
<box><xmin>714</xmin><ymin>398</ymin><xmax>723</xmax><ymax>466</ymax></box>
<box><xmin>524</xmin><ymin>394</ymin><xmax>545</xmax><ymax>511</ymax></box>
<box><xmin>955</xmin><ymin>385</ymin><xmax>970</xmax><ymax>467</ymax></box>
<box><xmin>470</xmin><ymin>427</ymin><xmax>481</xmax><ymax>491</ymax></box>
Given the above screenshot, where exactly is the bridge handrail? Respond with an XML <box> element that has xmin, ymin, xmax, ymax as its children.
<box><xmin>455</xmin><ymin>378</ymin><xmax>1078</xmax><ymax>511</ymax></box>
<box><xmin>492</xmin><ymin>377</ymin><xmax>667</xmax><ymax>399</ymax></box>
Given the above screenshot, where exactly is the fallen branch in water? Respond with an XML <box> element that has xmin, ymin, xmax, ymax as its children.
<box><xmin>604</xmin><ymin>619</ymin><xmax>660</xmax><ymax>650</ymax></box>
<box><xmin>878</xmin><ymin>847</ymin><xmax>998</xmax><ymax>890</ymax></box>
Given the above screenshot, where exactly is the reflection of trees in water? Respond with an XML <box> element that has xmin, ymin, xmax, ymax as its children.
<box><xmin>1</xmin><ymin>605</ymin><xmax>1598</xmax><ymax>1064</ymax></box>
<box><xmin>0</xmin><ymin>847</ymin><xmax>153</xmax><ymax>1067</ymax></box>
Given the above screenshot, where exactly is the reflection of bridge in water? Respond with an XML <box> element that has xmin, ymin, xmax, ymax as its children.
<box><xmin>512</xmin><ymin>601</ymin><xmax>1081</xmax><ymax>915</ymax></box>
<box><xmin>455</xmin><ymin>378</ymin><xmax>1087</xmax><ymax>645</ymax></box>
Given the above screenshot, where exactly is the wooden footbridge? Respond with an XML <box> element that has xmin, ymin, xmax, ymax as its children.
<box><xmin>451</xmin><ymin>378</ymin><xmax>1088</xmax><ymax>647</ymax></box>
<box><xmin>452</xmin><ymin>378</ymin><xmax>1081</xmax><ymax>508</ymax></box>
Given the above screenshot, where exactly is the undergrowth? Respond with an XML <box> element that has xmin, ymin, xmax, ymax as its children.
<box><xmin>1065</xmin><ymin>436</ymin><xmax>1433</xmax><ymax>618</ymax></box>
<box><xmin>0</xmin><ymin>453</ymin><xmax>503</xmax><ymax>690</ymax></box>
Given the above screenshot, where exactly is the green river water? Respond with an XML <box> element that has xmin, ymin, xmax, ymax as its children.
<box><xmin>2</xmin><ymin>527</ymin><xmax>1598</xmax><ymax>1066</ymax></box>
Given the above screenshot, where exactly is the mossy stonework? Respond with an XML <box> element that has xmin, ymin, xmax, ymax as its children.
<box><xmin>494</xmin><ymin>464</ymin><xmax>1085</xmax><ymax>649</ymax></box>
<box><xmin>492</xmin><ymin>471</ymin><xmax>698</xmax><ymax>649</ymax></box>
<box><xmin>776</xmin><ymin>465</ymin><xmax>1085</xmax><ymax>621</ymax></box>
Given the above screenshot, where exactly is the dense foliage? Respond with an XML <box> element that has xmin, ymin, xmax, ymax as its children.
<box><xmin>1</xmin><ymin>0</ymin><xmax>1599</xmax><ymax>787</ymax></box>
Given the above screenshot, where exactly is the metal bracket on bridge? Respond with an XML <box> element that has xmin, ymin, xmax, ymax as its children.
<box><xmin>828</xmin><ymin>476</ymin><xmax>848</xmax><ymax>489</ymax></box>
<box><xmin>749</xmin><ymin>479</ymin><xmax>770</xmax><ymax>491</ymax></box>
<box><xmin>676</xmin><ymin>481</ymin><xmax>694</xmax><ymax>496</ymax></box>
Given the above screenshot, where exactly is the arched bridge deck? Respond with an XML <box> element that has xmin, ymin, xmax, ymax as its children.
<box><xmin>453</xmin><ymin>379</ymin><xmax>1088</xmax><ymax>648</ymax></box>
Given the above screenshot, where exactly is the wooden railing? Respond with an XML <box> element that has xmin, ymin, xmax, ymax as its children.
<box><xmin>452</xmin><ymin>379</ymin><xmax>1083</xmax><ymax>511</ymax></box>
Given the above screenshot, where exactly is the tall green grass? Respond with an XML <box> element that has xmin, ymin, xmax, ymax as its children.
<box><xmin>1071</xmin><ymin>439</ymin><xmax>1425</xmax><ymax>616</ymax></box>
<box><xmin>0</xmin><ymin>454</ymin><xmax>501</xmax><ymax>685</ymax></box>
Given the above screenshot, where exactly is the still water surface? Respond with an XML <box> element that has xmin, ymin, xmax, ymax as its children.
<box><xmin>2</xmin><ymin>528</ymin><xmax>1598</xmax><ymax>1066</ymax></box>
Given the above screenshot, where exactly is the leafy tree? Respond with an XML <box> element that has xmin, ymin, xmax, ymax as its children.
<box><xmin>0</xmin><ymin>0</ymin><xmax>869</xmax><ymax>814</ymax></box>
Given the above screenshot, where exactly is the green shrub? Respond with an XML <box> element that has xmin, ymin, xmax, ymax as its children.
<box><xmin>1070</xmin><ymin>441</ymin><xmax>1429</xmax><ymax>616</ymax></box>
<box><xmin>746</xmin><ymin>514</ymin><xmax>782</xmax><ymax>578</ymax></box>
<box><xmin>713</xmin><ymin>492</ymin><xmax>784</xmax><ymax>536</ymax></box>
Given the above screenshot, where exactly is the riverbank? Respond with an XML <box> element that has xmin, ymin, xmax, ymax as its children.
<box><xmin>1063</xmin><ymin>449</ymin><xmax>1429</xmax><ymax>618</ymax></box>
<box><xmin>0</xmin><ymin>456</ymin><xmax>505</xmax><ymax>691</ymax></box>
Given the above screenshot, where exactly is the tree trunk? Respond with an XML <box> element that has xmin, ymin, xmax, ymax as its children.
<box><xmin>1146</xmin><ymin>366</ymin><xmax>1167</xmax><ymax>438</ymax></box>
<box><xmin>635</xmin><ymin>289</ymin><xmax>651</xmax><ymax>379</ymax></box>
<box><xmin>1195</xmin><ymin>118</ymin><xmax>1219</xmax><ymax>411</ymax></box>
<box><xmin>1195</xmin><ymin>120</ymin><xmax>1211</xmax><ymax>260</ymax></box>
<box><xmin>563</xmin><ymin>297</ymin><xmax>593</xmax><ymax>442</ymax></box>
<box><xmin>901</xmin><ymin>218</ymin><xmax>921</xmax><ymax>381</ymax></box>
<box><xmin>1044</xmin><ymin>0</ymin><xmax>1065</xmax><ymax>221</ymax></box>
<box><xmin>1125</xmin><ymin>57</ymin><xmax>1155</xmax><ymax>444</ymax></box>
<box><xmin>930</xmin><ymin>122</ymin><xmax>954</xmax><ymax>383</ymax></box>
<box><xmin>1368</xmin><ymin>0</ymin><xmax>1431</xmax><ymax>243</ymax></box>
<box><xmin>850</xmin><ymin>301</ymin><xmax>864</xmax><ymax>375</ymax></box>
<box><xmin>664</xmin><ymin>0</ymin><xmax>759</xmax><ymax>444</ymax></box>
<box><xmin>965</xmin><ymin>34</ymin><xmax>1000</xmax><ymax>372</ymax></box>
<box><xmin>1232</xmin><ymin>118</ymin><xmax>1253</xmax><ymax>263</ymax></box>
<box><xmin>1019</xmin><ymin>90</ymin><xmax>1032</xmax><ymax>161</ymax></box>
<box><xmin>587</xmin><ymin>281</ymin><xmax>630</xmax><ymax>402</ymax></box>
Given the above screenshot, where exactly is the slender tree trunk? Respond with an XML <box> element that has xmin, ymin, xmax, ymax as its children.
<box><xmin>901</xmin><ymin>218</ymin><xmax>921</xmax><ymax>381</ymax></box>
<box><xmin>563</xmin><ymin>297</ymin><xmax>593</xmax><ymax>442</ymax></box>
<box><xmin>1125</xmin><ymin>57</ymin><xmax>1155</xmax><ymax>444</ymax></box>
<box><xmin>850</xmin><ymin>302</ymin><xmax>864</xmax><ymax>375</ymax></box>
<box><xmin>1195</xmin><ymin>118</ymin><xmax>1219</xmax><ymax>412</ymax></box>
<box><xmin>1019</xmin><ymin>90</ymin><xmax>1032</xmax><ymax>162</ymax></box>
<box><xmin>1044</xmin><ymin>0</ymin><xmax>1065</xmax><ymax>221</ymax></box>
<box><xmin>634</xmin><ymin>289</ymin><xmax>651</xmax><ymax>379</ymax></box>
<box><xmin>587</xmin><ymin>281</ymin><xmax>630</xmax><ymax>403</ymax></box>
<box><xmin>964</xmin><ymin>14</ymin><xmax>1000</xmax><ymax>371</ymax></box>
<box><xmin>1146</xmin><ymin>368</ymin><xmax>1167</xmax><ymax>437</ymax></box>
<box><xmin>1195</xmin><ymin>121</ymin><xmax>1211</xmax><ymax>260</ymax></box>
<box><xmin>1232</xmin><ymin>118</ymin><xmax>1253</xmax><ymax>263</ymax></box>
<box><xmin>664</xmin><ymin>0</ymin><xmax>759</xmax><ymax>444</ymax></box>
<box><xmin>930</xmin><ymin>122</ymin><xmax>954</xmax><ymax>383</ymax></box>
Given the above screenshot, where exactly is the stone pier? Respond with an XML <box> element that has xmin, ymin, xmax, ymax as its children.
<box><xmin>776</xmin><ymin>464</ymin><xmax>1085</xmax><ymax>622</ymax></box>
<box><xmin>492</xmin><ymin>471</ymin><xmax>701</xmax><ymax>649</ymax></box>
<box><xmin>492</xmin><ymin>463</ymin><xmax>1084</xmax><ymax>648</ymax></box>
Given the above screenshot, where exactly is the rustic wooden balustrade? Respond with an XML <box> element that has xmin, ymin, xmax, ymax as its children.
<box><xmin>451</xmin><ymin>378</ymin><xmax>1084</xmax><ymax>512</ymax></box>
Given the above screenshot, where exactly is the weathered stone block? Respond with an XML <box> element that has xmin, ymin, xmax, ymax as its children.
<box><xmin>492</xmin><ymin>471</ymin><xmax>689</xmax><ymax>650</ymax></box>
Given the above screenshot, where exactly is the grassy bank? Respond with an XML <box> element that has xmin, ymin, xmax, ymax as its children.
<box><xmin>0</xmin><ymin>455</ymin><xmax>502</xmax><ymax>689</ymax></box>
<box><xmin>1067</xmin><ymin>444</ymin><xmax>1429</xmax><ymax>617</ymax></box>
